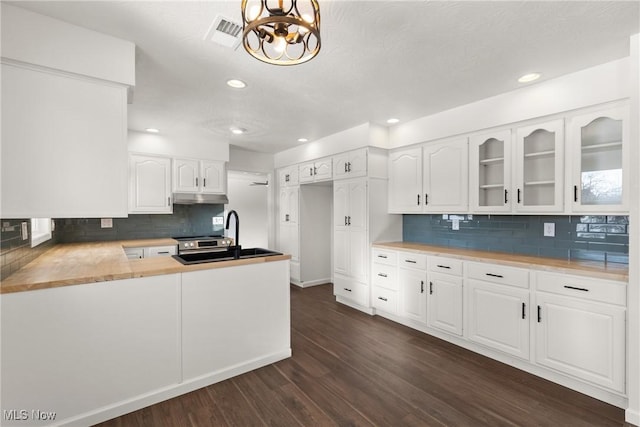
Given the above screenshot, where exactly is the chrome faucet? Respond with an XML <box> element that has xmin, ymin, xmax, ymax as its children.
<box><xmin>225</xmin><ymin>210</ymin><xmax>241</xmax><ymax>259</ymax></box>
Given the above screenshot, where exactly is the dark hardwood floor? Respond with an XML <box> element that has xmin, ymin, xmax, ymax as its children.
<box><xmin>97</xmin><ymin>284</ymin><xmax>628</xmax><ymax>426</ymax></box>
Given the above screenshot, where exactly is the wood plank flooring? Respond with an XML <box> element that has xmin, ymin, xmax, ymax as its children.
<box><xmin>97</xmin><ymin>284</ymin><xmax>628</xmax><ymax>427</ymax></box>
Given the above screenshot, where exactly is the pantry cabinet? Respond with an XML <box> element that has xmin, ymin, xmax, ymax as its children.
<box><xmin>128</xmin><ymin>154</ymin><xmax>172</xmax><ymax>214</ymax></box>
<box><xmin>173</xmin><ymin>159</ymin><xmax>225</xmax><ymax>194</ymax></box>
<box><xmin>278</xmin><ymin>186</ymin><xmax>299</xmax><ymax>267</ymax></box>
<box><xmin>568</xmin><ymin>106</ymin><xmax>629</xmax><ymax>213</ymax></box>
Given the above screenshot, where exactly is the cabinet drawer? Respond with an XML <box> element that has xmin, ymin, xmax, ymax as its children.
<box><xmin>429</xmin><ymin>256</ymin><xmax>463</xmax><ymax>276</ymax></box>
<box><xmin>334</xmin><ymin>277</ymin><xmax>368</xmax><ymax>307</ymax></box>
<box><xmin>467</xmin><ymin>262</ymin><xmax>529</xmax><ymax>289</ymax></box>
<box><xmin>372</xmin><ymin>264</ymin><xmax>398</xmax><ymax>290</ymax></box>
<box><xmin>372</xmin><ymin>287</ymin><xmax>397</xmax><ymax>314</ymax></box>
<box><xmin>144</xmin><ymin>245</ymin><xmax>177</xmax><ymax>257</ymax></box>
<box><xmin>535</xmin><ymin>272</ymin><xmax>626</xmax><ymax>306</ymax></box>
<box><xmin>372</xmin><ymin>248</ymin><xmax>397</xmax><ymax>266</ymax></box>
<box><xmin>398</xmin><ymin>252</ymin><xmax>427</xmax><ymax>270</ymax></box>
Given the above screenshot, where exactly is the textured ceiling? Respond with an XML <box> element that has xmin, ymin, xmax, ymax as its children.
<box><xmin>9</xmin><ymin>1</ymin><xmax>640</xmax><ymax>153</ymax></box>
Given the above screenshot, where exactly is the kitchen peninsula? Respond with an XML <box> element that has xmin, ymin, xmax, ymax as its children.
<box><xmin>1</xmin><ymin>239</ymin><xmax>291</xmax><ymax>427</ymax></box>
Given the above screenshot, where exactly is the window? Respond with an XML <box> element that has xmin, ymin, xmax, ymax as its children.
<box><xmin>31</xmin><ymin>218</ymin><xmax>52</xmax><ymax>247</ymax></box>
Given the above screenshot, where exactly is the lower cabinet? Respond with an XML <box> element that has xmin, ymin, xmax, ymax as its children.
<box><xmin>466</xmin><ymin>279</ymin><xmax>530</xmax><ymax>360</ymax></box>
<box><xmin>534</xmin><ymin>272</ymin><xmax>626</xmax><ymax>393</ymax></box>
<box><xmin>398</xmin><ymin>252</ymin><xmax>427</xmax><ymax>324</ymax></box>
<box><xmin>370</xmin><ymin>246</ymin><xmax>628</xmax><ymax>405</ymax></box>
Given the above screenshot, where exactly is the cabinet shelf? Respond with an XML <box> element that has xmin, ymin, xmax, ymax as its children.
<box><xmin>524</xmin><ymin>180</ymin><xmax>555</xmax><ymax>186</ymax></box>
<box><xmin>479</xmin><ymin>157</ymin><xmax>504</xmax><ymax>165</ymax></box>
<box><xmin>479</xmin><ymin>184</ymin><xmax>504</xmax><ymax>189</ymax></box>
<box><xmin>524</xmin><ymin>150</ymin><xmax>555</xmax><ymax>159</ymax></box>
<box><xmin>581</xmin><ymin>141</ymin><xmax>622</xmax><ymax>151</ymax></box>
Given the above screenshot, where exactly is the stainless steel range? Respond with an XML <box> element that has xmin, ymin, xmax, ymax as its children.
<box><xmin>173</xmin><ymin>235</ymin><xmax>234</xmax><ymax>254</ymax></box>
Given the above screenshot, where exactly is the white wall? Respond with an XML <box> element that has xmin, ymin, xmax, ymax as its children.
<box><xmin>274</xmin><ymin>123</ymin><xmax>389</xmax><ymax>168</ymax></box>
<box><xmin>225</xmin><ymin>171</ymin><xmax>270</xmax><ymax>249</ymax></box>
<box><xmin>627</xmin><ymin>33</ymin><xmax>640</xmax><ymax>427</ymax></box>
<box><xmin>229</xmin><ymin>146</ymin><xmax>274</xmax><ymax>173</ymax></box>
<box><xmin>389</xmin><ymin>58</ymin><xmax>630</xmax><ymax>148</ymax></box>
<box><xmin>1</xmin><ymin>3</ymin><xmax>135</xmax><ymax>86</ymax></box>
<box><xmin>128</xmin><ymin>130</ymin><xmax>229</xmax><ymax>161</ymax></box>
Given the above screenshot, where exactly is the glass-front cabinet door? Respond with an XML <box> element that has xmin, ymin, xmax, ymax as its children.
<box><xmin>514</xmin><ymin>119</ymin><xmax>564</xmax><ymax>212</ymax></box>
<box><xmin>569</xmin><ymin>106</ymin><xmax>629</xmax><ymax>213</ymax></box>
<box><xmin>469</xmin><ymin>129</ymin><xmax>512</xmax><ymax>212</ymax></box>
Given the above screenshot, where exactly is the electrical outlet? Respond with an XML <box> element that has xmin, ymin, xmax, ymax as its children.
<box><xmin>101</xmin><ymin>218</ymin><xmax>113</xmax><ymax>228</ymax></box>
<box><xmin>452</xmin><ymin>219</ymin><xmax>460</xmax><ymax>231</ymax></box>
<box><xmin>212</xmin><ymin>217</ymin><xmax>223</xmax><ymax>226</ymax></box>
<box><xmin>544</xmin><ymin>222</ymin><xmax>555</xmax><ymax>237</ymax></box>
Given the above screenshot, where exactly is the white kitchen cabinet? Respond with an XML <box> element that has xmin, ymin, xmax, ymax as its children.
<box><xmin>514</xmin><ymin>119</ymin><xmax>564</xmax><ymax>212</ymax></box>
<box><xmin>534</xmin><ymin>271</ymin><xmax>626</xmax><ymax>392</ymax></box>
<box><xmin>568</xmin><ymin>105</ymin><xmax>629</xmax><ymax>213</ymax></box>
<box><xmin>278</xmin><ymin>165</ymin><xmax>299</xmax><ymax>187</ymax></box>
<box><xmin>173</xmin><ymin>158</ymin><xmax>226</xmax><ymax>194</ymax></box>
<box><xmin>422</xmin><ymin>139</ymin><xmax>468</xmax><ymax>212</ymax></box>
<box><xmin>388</xmin><ymin>139</ymin><xmax>468</xmax><ymax>214</ymax></box>
<box><xmin>333</xmin><ymin>148</ymin><xmax>368</xmax><ymax>179</ymax></box>
<box><xmin>427</xmin><ymin>257</ymin><xmax>464</xmax><ymax>336</ymax></box>
<box><xmin>466</xmin><ymin>262</ymin><xmax>530</xmax><ymax>360</ymax></box>
<box><xmin>278</xmin><ymin>186</ymin><xmax>299</xmax><ymax>266</ymax></box>
<box><xmin>372</xmin><ymin>248</ymin><xmax>399</xmax><ymax>315</ymax></box>
<box><xmin>128</xmin><ymin>154</ymin><xmax>173</xmax><ymax>214</ymax></box>
<box><xmin>388</xmin><ymin>147</ymin><xmax>422</xmax><ymax>213</ymax></box>
<box><xmin>469</xmin><ymin>129</ymin><xmax>513</xmax><ymax>213</ymax></box>
<box><xmin>1</xmin><ymin>63</ymin><xmax>128</xmax><ymax>218</ymax></box>
<box><xmin>299</xmin><ymin>157</ymin><xmax>332</xmax><ymax>183</ymax></box>
<box><xmin>334</xmin><ymin>179</ymin><xmax>368</xmax><ymax>301</ymax></box>
<box><xmin>398</xmin><ymin>252</ymin><xmax>427</xmax><ymax>324</ymax></box>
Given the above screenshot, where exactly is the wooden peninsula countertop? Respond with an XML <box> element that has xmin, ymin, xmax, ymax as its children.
<box><xmin>1</xmin><ymin>239</ymin><xmax>291</xmax><ymax>294</ymax></box>
<box><xmin>373</xmin><ymin>242</ymin><xmax>628</xmax><ymax>282</ymax></box>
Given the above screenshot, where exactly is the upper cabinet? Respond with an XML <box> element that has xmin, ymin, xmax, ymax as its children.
<box><xmin>389</xmin><ymin>139</ymin><xmax>468</xmax><ymax>214</ymax></box>
<box><xmin>129</xmin><ymin>154</ymin><xmax>172</xmax><ymax>214</ymax></box>
<box><xmin>514</xmin><ymin>119</ymin><xmax>564</xmax><ymax>213</ymax></box>
<box><xmin>333</xmin><ymin>148</ymin><xmax>368</xmax><ymax>179</ymax></box>
<box><xmin>568</xmin><ymin>106</ymin><xmax>629</xmax><ymax>213</ymax></box>
<box><xmin>469</xmin><ymin>129</ymin><xmax>513</xmax><ymax>213</ymax></box>
<box><xmin>299</xmin><ymin>157</ymin><xmax>332</xmax><ymax>183</ymax></box>
<box><xmin>470</xmin><ymin>120</ymin><xmax>564</xmax><ymax>214</ymax></box>
<box><xmin>278</xmin><ymin>165</ymin><xmax>299</xmax><ymax>187</ymax></box>
<box><xmin>173</xmin><ymin>159</ymin><xmax>226</xmax><ymax>194</ymax></box>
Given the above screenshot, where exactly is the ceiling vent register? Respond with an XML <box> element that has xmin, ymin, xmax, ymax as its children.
<box><xmin>204</xmin><ymin>15</ymin><xmax>243</xmax><ymax>49</ymax></box>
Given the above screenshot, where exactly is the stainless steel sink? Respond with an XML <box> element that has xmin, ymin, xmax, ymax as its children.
<box><xmin>172</xmin><ymin>247</ymin><xmax>282</xmax><ymax>265</ymax></box>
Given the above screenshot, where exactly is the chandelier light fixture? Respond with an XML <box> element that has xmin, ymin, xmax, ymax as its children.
<box><xmin>241</xmin><ymin>0</ymin><xmax>321</xmax><ymax>66</ymax></box>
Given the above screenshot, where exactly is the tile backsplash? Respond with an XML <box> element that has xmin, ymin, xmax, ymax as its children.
<box><xmin>403</xmin><ymin>214</ymin><xmax>629</xmax><ymax>264</ymax></box>
<box><xmin>55</xmin><ymin>204</ymin><xmax>225</xmax><ymax>243</ymax></box>
<box><xmin>1</xmin><ymin>219</ymin><xmax>56</xmax><ymax>279</ymax></box>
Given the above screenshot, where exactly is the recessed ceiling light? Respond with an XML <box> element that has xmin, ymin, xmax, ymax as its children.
<box><xmin>230</xmin><ymin>127</ymin><xmax>246</xmax><ymax>135</ymax></box>
<box><xmin>298</xmin><ymin>138</ymin><xmax>308</xmax><ymax>143</ymax></box>
<box><xmin>387</xmin><ymin>118</ymin><xmax>400</xmax><ymax>124</ymax></box>
<box><xmin>226</xmin><ymin>79</ymin><xmax>247</xmax><ymax>89</ymax></box>
<box><xmin>145</xmin><ymin>128</ymin><xmax>159</xmax><ymax>133</ymax></box>
<box><xmin>518</xmin><ymin>73</ymin><xmax>541</xmax><ymax>83</ymax></box>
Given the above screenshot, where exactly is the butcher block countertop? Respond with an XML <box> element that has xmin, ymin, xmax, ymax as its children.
<box><xmin>373</xmin><ymin>242</ymin><xmax>628</xmax><ymax>282</ymax></box>
<box><xmin>1</xmin><ymin>239</ymin><xmax>291</xmax><ymax>294</ymax></box>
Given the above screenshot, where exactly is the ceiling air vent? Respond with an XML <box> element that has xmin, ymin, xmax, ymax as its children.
<box><xmin>204</xmin><ymin>15</ymin><xmax>243</xmax><ymax>50</ymax></box>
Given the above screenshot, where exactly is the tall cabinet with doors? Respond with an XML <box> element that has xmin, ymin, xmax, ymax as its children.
<box><xmin>333</xmin><ymin>148</ymin><xmax>402</xmax><ymax>310</ymax></box>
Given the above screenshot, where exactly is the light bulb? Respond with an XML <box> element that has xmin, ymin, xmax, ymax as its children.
<box><xmin>274</xmin><ymin>36</ymin><xmax>286</xmax><ymax>53</ymax></box>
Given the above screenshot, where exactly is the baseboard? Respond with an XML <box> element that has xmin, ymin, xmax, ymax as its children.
<box><xmin>56</xmin><ymin>349</ymin><xmax>292</xmax><ymax>427</ymax></box>
<box><xmin>297</xmin><ymin>278</ymin><xmax>331</xmax><ymax>288</ymax></box>
<box><xmin>336</xmin><ymin>296</ymin><xmax>374</xmax><ymax>315</ymax></box>
<box><xmin>627</xmin><ymin>408</ymin><xmax>640</xmax><ymax>426</ymax></box>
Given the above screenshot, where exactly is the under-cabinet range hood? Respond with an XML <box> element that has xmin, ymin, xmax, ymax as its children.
<box><xmin>172</xmin><ymin>193</ymin><xmax>229</xmax><ymax>204</ymax></box>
